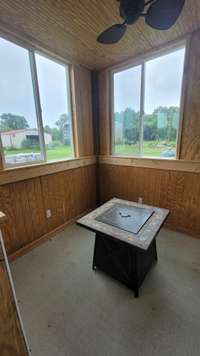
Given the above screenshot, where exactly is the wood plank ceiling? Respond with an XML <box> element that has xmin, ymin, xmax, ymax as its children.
<box><xmin>0</xmin><ymin>0</ymin><xmax>200</xmax><ymax>69</ymax></box>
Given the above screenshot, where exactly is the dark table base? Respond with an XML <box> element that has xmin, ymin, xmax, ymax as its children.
<box><xmin>93</xmin><ymin>232</ymin><xmax>157</xmax><ymax>298</ymax></box>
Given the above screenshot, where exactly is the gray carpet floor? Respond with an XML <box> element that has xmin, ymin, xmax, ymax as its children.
<box><xmin>11</xmin><ymin>225</ymin><xmax>200</xmax><ymax>356</ymax></box>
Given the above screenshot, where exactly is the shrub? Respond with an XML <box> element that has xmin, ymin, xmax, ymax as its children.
<box><xmin>21</xmin><ymin>138</ymin><xmax>39</xmax><ymax>149</ymax></box>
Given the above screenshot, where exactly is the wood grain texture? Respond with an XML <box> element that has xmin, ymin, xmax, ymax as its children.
<box><xmin>0</xmin><ymin>235</ymin><xmax>29</xmax><ymax>355</ymax></box>
<box><xmin>0</xmin><ymin>0</ymin><xmax>200</xmax><ymax>69</ymax></box>
<box><xmin>71</xmin><ymin>66</ymin><xmax>94</xmax><ymax>157</ymax></box>
<box><xmin>99</xmin><ymin>156</ymin><xmax>200</xmax><ymax>173</ymax></box>
<box><xmin>180</xmin><ymin>30</ymin><xmax>200</xmax><ymax>160</ymax></box>
<box><xmin>98</xmin><ymin>70</ymin><xmax>111</xmax><ymax>155</ymax></box>
<box><xmin>41</xmin><ymin>165</ymin><xmax>96</xmax><ymax>232</ymax></box>
<box><xmin>8</xmin><ymin>208</ymin><xmax>93</xmax><ymax>262</ymax></box>
<box><xmin>0</xmin><ymin>262</ymin><xmax>28</xmax><ymax>355</ymax></box>
<box><xmin>99</xmin><ymin>164</ymin><xmax>200</xmax><ymax>238</ymax></box>
<box><xmin>0</xmin><ymin>156</ymin><xmax>96</xmax><ymax>185</ymax></box>
<box><xmin>0</xmin><ymin>212</ymin><xmax>6</xmax><ymax>224</ymax></box>
<box><xmin>0</xmin><ymin>153</ymin><xmax>3</xmax><ymax>171</ymax></box>
<box><xmin>0</xmin><ymin>165</ymin><xmax>96</xmax><ymax>255</ymax></box>
<box><xmin>0</xmin><ymin>179</ymin><xmax>46</xmax><ymax>254</ymax></box>
<box><xmin>98</xmin><ymin>30</ymin><xmax>200</xmax><ymax>162</ymax></box>
<box><xmin>91</xmin><ymin>71</ymin><xmax>100</xmax><ymax>155</ymax></box>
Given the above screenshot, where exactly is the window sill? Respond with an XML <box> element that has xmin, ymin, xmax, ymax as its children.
<box><xmin>98</xmin><ymin>155</ymin><xmax>200</xmax><ymax>173</ymax></box>
<box><xmin>112</xmin><ymin>154</ymin><xmax>176</xmax><ymax>160</ymax></box>
<box><xmin>0</xmin><ymin>156</ymin><xmax>96</xmax><ymax>186</ymax></box>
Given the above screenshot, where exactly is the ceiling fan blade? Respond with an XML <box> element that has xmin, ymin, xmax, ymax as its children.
<box><xmin>97</xmin><ymin>24</ymin><xmax>127</xmax><ymax>44</ymax></box>
<box><xmin>146</xmin><ymin>0</ymin><xmax>185</xmax><ymax>30</ymax></box>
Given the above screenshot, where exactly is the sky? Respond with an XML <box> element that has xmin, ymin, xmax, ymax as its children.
<box><xmin>0</xmin><ymin>37</ymin><xmax>185</xmax><ymax>129</ymax></box>
<box><xmin>114</xmin><ymin>47</ymin><xmax>185</xmax><ymax>114</ymax></box>
<box><xmin>0</xmin><ymin>37</ymin><xmax>70</xmax><ymax>129</ymax></box>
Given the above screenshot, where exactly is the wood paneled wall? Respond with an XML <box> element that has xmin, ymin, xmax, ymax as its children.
<box><xmin>0</xmin><ymin>231</ymin><xmax>29</xmax><ymax>355</ymax></box>
<box><xmin>98</xmin><ymin>69</ymin><xmax>111</xmax><ymax>156</ymax></box>
<box><xmin>180</xmin><ymin>31</ymin><xmax>200</xmax><ymax>160</ymax></box>
<box><xmin>97</xmin><ymin>30</ymin><xmax>200</xmax><ymax>238</ymax></box>
<box><xmin>0</xmin><ymin>34</ymin><xmax>96</xmax><ymax>257</ymax></box>
<box><xmin>0</xmin><ymin>262</ymin><xmax>28</xmax><ymax>355</ymax></box>
<box><xmin>99</xmin><ymin>164</ymin><xmax>200</xmax><ymax>238</ymax></box>
<box><xmin>72</xmin><ymin>65</ymin><xmax>94</xmax><ymax>157</ymax></box>
<box><xmin>97</xmin><ymin>30</ymin><xmax>200</xmax><ymax>161</ymax></box>
<box><xmin>0</xmin><ymin>165</ymin><xmax>96</xmax><ymax>256</ymax></box>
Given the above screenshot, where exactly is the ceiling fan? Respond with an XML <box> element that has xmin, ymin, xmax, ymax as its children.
<box><xmin>97</xmin><ymin>0</ymin><xmax>185</xmax><ymax>44</ymax></box>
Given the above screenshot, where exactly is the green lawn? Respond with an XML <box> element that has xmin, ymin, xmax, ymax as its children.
<box><xmin>4</xmin><ymin>141</ymin><xmax>176</xmax><ymax>160</ymax></box>
<box><xmin>114</xmin><ymin>141</ymin><xmax>176</xmax><ymax>157</ymax></box>
<box><xmin>46</xmin><ymin>145</ymin><xmax>72</xmax><ymax>160</ymax></box>
<box><xmin>5</xmin><ymin>145</ymin><xmax>73</xmax><ymax>161</ymax></box>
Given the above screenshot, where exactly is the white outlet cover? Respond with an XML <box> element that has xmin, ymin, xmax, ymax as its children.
<box><xmin>138</xmin><ymin>197</ymin><xmax>143</xmax><ymax>204</ymax></box>
<box><xmin>46</xmin><ymin>209</ymin><xmax>52</xmax><ymax>218</ymax></box>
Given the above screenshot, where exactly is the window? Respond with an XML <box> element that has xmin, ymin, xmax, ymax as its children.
<box><xmin>112</xmin><ymin>45</ymin><xmax>186</xmax><ymax>159</ymax></box>
<box><xmin>113</xmin><ymin>65</ymin><xmax>141</xmax><ymax>156</ymax></box>
<box><xmin>0</xmin><ymin>37</ymin><xmax>73</xmax><ymax>167</ymax></box>
<box><xmin>35</xmin><ymin>53</ymin><xmax>73</xmax><ymax>161</ymax></box>
<box><xmin>0</xmin><ymin>38</ymin><xmax>43</xmax><ymax>166</ymax></box>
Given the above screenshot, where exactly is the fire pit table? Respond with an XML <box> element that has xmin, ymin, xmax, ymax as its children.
<box><xmin>77</xmin><ymin>198</ymin><xmax>169</xmax><ymax>297</ymax></box>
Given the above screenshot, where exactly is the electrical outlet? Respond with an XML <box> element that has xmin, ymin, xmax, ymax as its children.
<box><xmin>138</xmin><ymin>197</ymin><xmax>143</xmax><ymax>204</ymax></box>
<box><xmin>46</xmin><ymin>209</ymin><xmax>52</xmax><ymax>218</ymax></box>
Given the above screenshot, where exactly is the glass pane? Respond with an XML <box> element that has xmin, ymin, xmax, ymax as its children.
<box><xmin>113</xmin><ymin>65</ymin><xmax>141</xmax><ymax>156</ymax></box>
<box><xmin>0</xmin><ymin>38</ymin><xmax>43</xmax><ymax>166</ymax></box>
<box><xmin>35</xmin><ymin>54</ymin><xmax>73</xmax><ymax>161</ymax></box>
<box><xmin>143</xmin><ymin>48</ymin><xmax>185</xmax><ymax>158</ymax></box>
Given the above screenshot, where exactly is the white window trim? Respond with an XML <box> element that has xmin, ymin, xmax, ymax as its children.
<box><xmin>29</xmin><ymin>50</ymin><xmax>47</xmax><ymax>162</ymax></box>
<box><xmin>0</xmin><ymin>36</ymin><xmax>74</xmax><ymax>169</ymax></box>
<box><xmin>111</xmin><ymin>40</ymin><xmax>187</xmax><ymax>160</ymax></box>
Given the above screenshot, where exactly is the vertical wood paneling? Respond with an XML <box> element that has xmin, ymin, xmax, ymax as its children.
<box><xmin>98</xmin><ymin>69</ymin><xmax>111</xmax><ymax>155</ymax></box>
<box><xmin>79</xmin><ymin>67</ymin><xmax>94</xmax><ymax>156</ymax></box>
<box><xmin>180</xmin><ymin>30</ymin><xmax>200</xmax><ymax>160</ymax></box>
<box><xmin>0</xmin><ymin>185</ymin><xmax>16</xmax><ymax>253</ymax></box>
<box><xmin>99</xmin><ymin>164</ymin><xmax>200</xmax><ymax>238</ymax></box>
<box><xmin>41</xmin><ymin>172</ymin><xmax>66</xmax><ymax>232</ymax></box>
<box><xmin>96</xmin><ymin>29</ymin><xmax>200</xmax><ymax>240</ymax></box>
<box><xmin>72</xmin><ymin>65</ymin><xmax>94</xmax><ymax>156</ymax></box>
<box><xmin>91</xmin><ymin>71</ymin><xmax>100</xmax><ymax>155</ymax></box>
<box><xmin>98</xmin><ymin>31</ymin><xmax>200</xmax><ymax>161</ymax></box>
<box><xmin>25</xmin><ymin>178</ymin><xmax>47</xmax><ymax>239</ymax></box>
<box><xmin>0</xmin><ymin>230</ymin><xmax>29</xmax><ymax>356</ymax></box>
<box><xmin>0</xmin><ymin>165</ymin><xmax>96</xmax><ymax>255</ymax></box>
<box><xmin>0</xmin><ymin>261</ymin><xmax>29</xmax><ymax>355</ymax></box>
<box><xmin>41</xmin><ymin>165</ymin><xmax>96</xmax><ymax>233</ymax></box>
<box><xmin>0</xmin><ymin>153</ymin><xmax>3</xmax><ymax>170</ymax></box>
<box><xmin>0</xmin><ymin>178</ymin><xmax>47</xmax><ymax>254</ymax></box>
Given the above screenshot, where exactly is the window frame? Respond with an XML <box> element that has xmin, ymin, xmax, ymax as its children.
<box><xmin>0</xmin><ymin>35</ymin><xmax>75</xmax><ymax>169</ymax></box>
<box><xmin>111</xmin><ymin>40</ymin><xmax>187</xmax><ymax>160</ymax></box>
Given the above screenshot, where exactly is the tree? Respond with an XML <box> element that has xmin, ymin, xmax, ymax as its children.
<box><xmin>123</xmin><ymin>108</ymin><xmax>140</xmax><ymax>144</ymax></box>
<box><xmin>44</xmin><ymin>125</ymin><xmax>52</xmax><ymax>134</ymax></box>
<box><xmin>56</xmin><ymin>113</ymin><xmax>70</xmax><ymax>144</ymax></box>
<box><xmin>0</xmin><ymin>113</ymin><xmax>29</xmax><ymax>131</ymax></box>
<box><xmin>143</xmin><ymin>114</ymin><xmax>157</xmax><ymax>141</ymax></box>
<box><xmin>55</xmin><ymin>114</ymin><xmax>69</xmax><ymax>130</ymax></box>
<box><xmin>114</xmin><ymin>105</ymin><xmax>179</xmax><ymax>145</ymax></box>
<box><xmin>153</xmin><ymin>106</ymin><xmax>179</xmax><ymax>141</ymax></box>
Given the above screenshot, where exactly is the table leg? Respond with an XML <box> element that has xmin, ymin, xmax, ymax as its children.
<box><xmin>133</xmin><ymin>250</ymin><xmax>139</xmax><ymax>298</ymax></box>
<box><xmin>92</xmin><ymin>237</ymin><xmax>97</xmax><ymax>270</ymax></box>
<box><xmin>154</xmin><ymin>239</ymin><xmax>158</xmax><ymax>261</ymax></box>
<box><xmin>92</xmin><ymin>233</ymin><xmax>157</xmax><ymax>298</ymax></box>
<box><xmin>134</xmin><ymin>288</ymin><xmax>139</xmax><ymax>298</ymax></box>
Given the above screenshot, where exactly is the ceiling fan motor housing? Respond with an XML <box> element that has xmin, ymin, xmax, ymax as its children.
<box><xmin>120</xmin><ymin>0</ymin><xmax>145</xmax><ymax>24</ymax></box>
